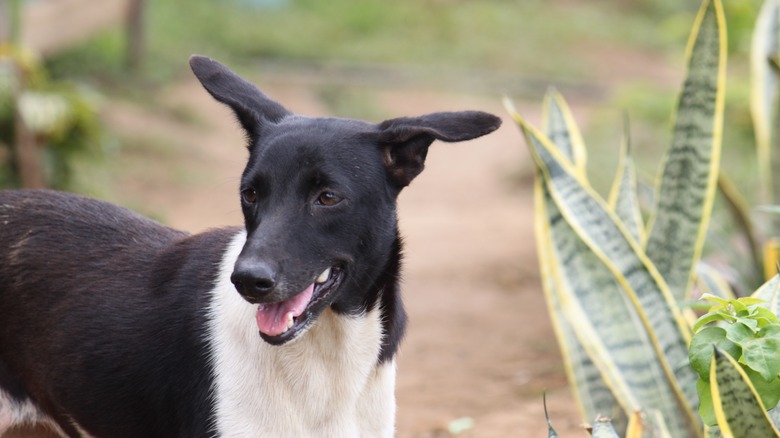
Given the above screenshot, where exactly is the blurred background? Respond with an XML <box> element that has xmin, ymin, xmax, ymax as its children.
<box><xmin>0</xmin><ymin>0</ymin><xmax>765</xmax><ymax>436</ymax></box>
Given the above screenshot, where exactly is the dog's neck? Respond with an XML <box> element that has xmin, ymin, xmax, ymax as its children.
<box><xmin>206</xmin><ymin>231</ymin><xmax>397</xmax><ymax>436</ymax></box>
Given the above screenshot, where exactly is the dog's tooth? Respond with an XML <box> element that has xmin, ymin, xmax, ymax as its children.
<box><xmin>278</xmin><ymin>313</ymin><xmax>294</xmax><ymax>335</ymax></box>
<box><xmin>315</xmin><ymin>267</ymin><xmax>331</xmax><ymax>284</ymax></box>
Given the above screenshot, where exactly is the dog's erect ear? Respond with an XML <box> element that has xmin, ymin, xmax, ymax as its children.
<box><xmin>377</xmin><ymin>111</ymin><xmax>502</xmax><ymax>188</ymax></box>
<box><xmin>189</xmin><ymin>55</ymin><xmax>291</xmax><ymax>142</ymax></box>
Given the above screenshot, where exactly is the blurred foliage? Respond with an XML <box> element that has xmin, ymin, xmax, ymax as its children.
<box><xmin>34</xmin><ymin>0</ymin><xmax>765</xmax><ymax>201</ymax></box>
<box><xmin>44</xmin><ymin>0</ymin><xmax>763</xmax><ymax>87</ymax></box>
<box><xmin>0</xmin><ymin>47</ymin><xmax>107</xmax><ymax>189</ymax></box>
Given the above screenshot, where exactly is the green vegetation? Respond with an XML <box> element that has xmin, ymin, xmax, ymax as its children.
<box><xmin>507</xmin><ymin>0</ymin><xmax>780</xmax><ymax>435</ymax></box>
<box><xmin>0</xmin><ymin>48</ymin><xmax>107</xmax><ymax>189</ymax></box>
<box><xmin>32</xmin><ymin>0</ymin><xmax>763</xmax><ymax>197</ymax></box>
<box><xmin>690</xmin><ymin>294</ymin><xmax>780</xmax><ymax>427</ymax></box>
<box><xmin>43</xmin><ymin>0</ymin><xmax>724</xmax><ymax>85</ymax></box>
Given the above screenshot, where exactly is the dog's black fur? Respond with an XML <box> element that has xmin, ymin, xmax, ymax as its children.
<box><xmin>0</xmin><ymin>56</ymin><xmax>501</xmax><ymax>437</ymax></box>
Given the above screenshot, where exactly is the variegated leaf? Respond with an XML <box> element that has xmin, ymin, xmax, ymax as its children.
<box><xmin>751</xmin><ymin>0</ymin><xmax>780</xmax><ymax>199</ymax></box>
<box><xmin>591</xmin><ymin>417</ymin><xmax>620</xmax><ymax>438</ymax></box>
<box><xmin>716</xmin><ymin>173</ymin><xmax>763</xmax><ymax>284</ymax></box>
<box><xmin>645</xmin><ymin>0</ymin><xmax>726</xmax><ymax>302</ymax></box>
<box><xmin>752</xmin><ymin>274</ymin><xmax>780</xmax><ymax>317</ymax></box>
<box><xmin>642</xmin><ymin>409</ymin><xmax>675</xmax><ymax>438</ymax></box>
<box><xmin>540</xmin><ymin>179</ymin><xmax>677</xmax><ymax>431</ymax></box>
<box><xmin>534</xmin><ymin>182</ymin><xmax>623</xmax><ymax>427</ymax></box>
<box><xmin>543</xmin><ymin>392</ymin><xmax>559</xmax><ymax>438</ymax></box>
<box><xmin>516</xmin><ymin>113</ymin><xmax>700</xmax><ymax>434</ymax></box>
<box><xmin>608</xmin><ymin>116</ymin><xmax>645</xmax><ymax>245</ymax></box>
<box><xmin>542</xmin><ymin>87</ymin><xmax>587</xmax><ymax>179</ymax></box>
<box><xmin>624</xmin><ymin>409</ymin><xmax>674</xmax><ymax>438</ymax></box>
<box><xmin>705</xmin><ymin>425</ymin><xmax>722</xmax><ymax>437</ymax></box>
<box><xmin>696</xmin><ymin>263</ymin><xmax>737</xmax><ymax>301</ymax></box>
<box><xmin>710</xmin><ymin>347</ymin><xmax>780</xmax><ymax>437</ymax></box>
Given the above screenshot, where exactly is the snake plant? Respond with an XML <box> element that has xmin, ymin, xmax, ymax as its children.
<box><xmin>506</xmin><ymin>0</ymin><xmax>780</xmax><ymax>436</ymax></box>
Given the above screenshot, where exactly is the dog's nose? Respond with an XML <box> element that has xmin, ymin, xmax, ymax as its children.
<box><xmin>231</xmin><ymin>259</ymin><xmax>277</xmax><ymax>300</ymax></box>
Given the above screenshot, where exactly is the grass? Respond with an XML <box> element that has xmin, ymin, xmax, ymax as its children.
<box><xmin>44</xmin><ymin>0</ymin><xmax>721</xmax><ymax>88</ymax></box>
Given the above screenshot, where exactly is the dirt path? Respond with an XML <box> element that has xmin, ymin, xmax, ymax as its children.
<box><xmin>97</xmin><ymin>75</ymin><xmax>587</xmax><ymax>437</ymax></box>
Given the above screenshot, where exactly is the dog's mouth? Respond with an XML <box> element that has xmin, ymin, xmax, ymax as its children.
<box><xmin>255</xmin><ymin>266</ymin><xmax>344</xmax><ymax>345</ymax></box>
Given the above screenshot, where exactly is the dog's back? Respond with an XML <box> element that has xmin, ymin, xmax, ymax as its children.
<box><xmin>0</xmin><ymin>190</ymin><xmax>397</xmax><ymax>437</ymax></box>
<box><xmin>0</xmin><ymin>189</ymin><xmax>232</xmax><ymax>437</ymax></box>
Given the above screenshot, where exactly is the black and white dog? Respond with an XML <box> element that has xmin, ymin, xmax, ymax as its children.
<box><xmin>0</xmin><ymin>56</ymin><xmax>501</xmax><ymax>437</ymax></box>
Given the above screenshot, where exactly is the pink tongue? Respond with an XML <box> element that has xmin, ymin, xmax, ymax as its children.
<box><xmin>255</xmin><ymin>284</ymin><xmax>314</xmax><ymax>336</ymax></box>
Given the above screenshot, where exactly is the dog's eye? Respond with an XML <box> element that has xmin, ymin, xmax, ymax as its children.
<box><xmin>316</xmin><ymin>191</ymin><xmax>341</xmax><ymax>206</ymax></box>
<box><xmin>241</xmin><ymin>188</ymin><xmax>257</xmax><ymax>204</ymax></box>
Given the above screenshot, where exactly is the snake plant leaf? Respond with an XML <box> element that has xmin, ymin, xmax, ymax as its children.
<box><xmin>743</xmin><ymin>366</ymin><xmax>780</xmax><ymax>418</ymax></box>
<box><xmin>752</xmin><ymin>274</ymin><xmax>780</xmax><ymax>317</ymax></box>
<box><xmin>710</xmin><ymin>347</ymin><xmax>780</xmax><ymax>437</ymax></box>
<box><xmin>769</xmin><ymin>407</ymin><xmax>780</xmax><ymax>430</ymax></box>
<box><xmin>591</xmin><ymin>417</ymin><xmax>620</xmax><ymax>438</ymax></box>
<box><xmin>643</xmin><ymin>409</ymin><xmax>675</xmax><ymax>438</ymax></box>
<box><xmin>523</xmin><ymin>95</ymin><xmax>627</xmax><ymax>429</ymax></box>
<box><xmin>540</xmin><ymin>180</ymin><xmax>683</xmax><ymax>432</ymax></box>
<box><xmin>695</xmin><ymin>263</ymin><xmax>737</xmax><ymax>301</ymax></box>
<box><xmin>541</xmin><ymin>87</ymin><xmax>588</xmax><ymax>179</ymax></box>
<box><xmin>623</xmin><ymin>410</ymin><xmax>675</xmax><ymax>438</ymax></box>
<box><xmin>624</xmin><ymin>409</ymin><xmax>674</xmax><ymax>438</ymax></box>
<box><xmin>543</xmin><ymin>393</ymin><xmax>559</xmax><ymax>438</ymax></box>
<box><xmin>516</xmin><ymin>110</ymin><xmax>699</xmax><ymax>414</ymax></box>
<box><xmin>608</xmin><ymin>115</ymin><xmax>646</xmax><ymax>245</ymax></box>
<box><xmin>534</xmin><ymin>183</ymin><xmax>623</xmax><ymax>428</ymax></box>
<box><xmin>626</xmin><ymin>411</ymin><xmax>644</xmax><ymax>438</ymax></box>
<box><xmin>645</xmin><ymin>0</ymin><xmax>726</xmax><ymax>302</ymax></box>
<box><xmin>716</xmin><ymin>174</ymin><xmax>763</xmax><ymax>283</ymax></box>
<box><xmin>751</xmin><ymin>0</ymin><xmax>780</xmax><ymax>198</ymax></box>
<box><xmin>513</xmin><ymin>112</ymin><xmax>700</xmax><ymax>435</ymax></box>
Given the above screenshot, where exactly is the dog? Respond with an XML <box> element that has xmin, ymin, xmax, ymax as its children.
<box><xmin>0</xmin><ymin>56</ymin><xmax>501</xmax><ymax>437</ymax></box>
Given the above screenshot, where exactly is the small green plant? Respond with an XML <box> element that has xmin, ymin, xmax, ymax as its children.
<box><xmin>689</xmin><ymin>295</ymin><xmax>780</xmax><ymax>426</ymax></box>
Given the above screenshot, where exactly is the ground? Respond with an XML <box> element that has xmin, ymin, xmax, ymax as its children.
<box><xmin>104</xmin><ymin>74</ymin><xmax>587</xmax><ymax>437</ymax></box>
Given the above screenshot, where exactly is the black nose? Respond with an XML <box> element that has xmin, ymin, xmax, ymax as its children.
<box><xmin>231</xmin><ymin>258</ymin><xmax>277</xmax><ymax>300</ymax></box>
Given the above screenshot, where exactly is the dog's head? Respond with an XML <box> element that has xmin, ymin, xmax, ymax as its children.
<box><xmin>190</xmin><ymin>56</ymin><xmax>501</xmax><ymax>345</ymax></box>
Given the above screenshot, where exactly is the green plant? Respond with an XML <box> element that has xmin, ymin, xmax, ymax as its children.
<box><xmin>0</xmin><ymin>46</ymin><xmax>106</xmax><ymax>189</ymax></box>
<box><xmin>505</xmin><ymin>0</ymin><xmax>780</xmax><ymax>435</ymax></box>
<box><xmin>738</xmin><ymin>0</ymin><xmax>780</xmax><ymax>281</ymax></box>
<box><xmin>43</xmin><ymin>0</ymin><xmax>710</xmax><ymax>90</ymax></box>
<box><xmin>689</xmin><ymin>294</ymin><xmax>780</xmax><ymax>427</ymax></box>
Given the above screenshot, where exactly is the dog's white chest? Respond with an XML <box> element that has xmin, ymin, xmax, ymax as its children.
<box><xmin>206</xmin><ymin>232</ymin><xmax>396</xmax><ymax>437</ymax></box>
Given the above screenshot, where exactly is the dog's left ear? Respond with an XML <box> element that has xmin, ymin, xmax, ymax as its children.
<box><xmin>189</xmin><ymin>55</ymin><xmax>291</xmax><ymax>143</ymax></box>
<box><xmin>377</xmin><ymin>111</ymin><xmax>502</xmax><ymax>188</ymax></box>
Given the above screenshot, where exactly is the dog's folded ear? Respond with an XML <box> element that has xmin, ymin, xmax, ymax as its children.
<box><xmin>189</xmin><ymin>55</ymin><xmax>291</xmax><ymax>143</ymax></box>
<box><xmin>378</xmin><ymin>111</ymin><xmax>502</xmax><ymax>188</ymax></box>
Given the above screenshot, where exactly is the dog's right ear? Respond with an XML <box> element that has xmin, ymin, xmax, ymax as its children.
<box><xmin>189</xmin><ymin>55</ymin><xmax>291</xmax><ymax>142</ymax></box>
<box><xmin>377</xmin><ymin>111</ymin><xmax>502</xmax><ymax>188</ymax></box>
